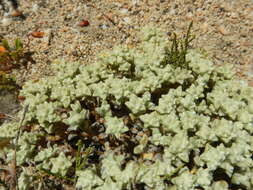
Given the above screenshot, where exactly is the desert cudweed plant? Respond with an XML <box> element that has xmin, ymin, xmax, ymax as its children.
<box><xmin>0</xmin><ymin>25</ymin><xmax>252</xmax><ymax>190</ymax></box>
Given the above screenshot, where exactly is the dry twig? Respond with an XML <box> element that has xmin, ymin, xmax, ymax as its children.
<box><xmin>12</xmin><ymin>104</ymin><xmax>29</xmax><ymax>190</ymax></box>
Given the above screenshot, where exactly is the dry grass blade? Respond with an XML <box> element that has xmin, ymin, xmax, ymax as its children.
<box><xmin>10</xmin><ymin>104</ymin><xmax>29</xmax><ymax>190</ymax></box>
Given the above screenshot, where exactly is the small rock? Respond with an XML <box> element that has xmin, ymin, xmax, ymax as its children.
<box><xmin>185</xmin><ymin>12</ymin><xmax>193</xmax><ymax>20</ymax></box>
<box><xmin>123</xmin><ymin>17</ymin><xmax>131</xmax><ymax>24</ymax></box>
<box><xmin>120</xmin><ymin>8</ymin><xmax>129</xmax><ymax>14</ymax></box>
<box><xmin>217</xmin><ymin>26</ymin><xmax>229</xmax><ymax>35</ymax></box>
<box><xmin>0</xmin><ymin>46</ymin><xmax>7</xmax><ymax>53</ymax></box>
<box><xmin>132</xmin><ymin>0</ymin><xmax>140</xmax><ymax>6</ymax></box>
<box><xmin>1</xmin><ymin>17</ymin><xmax>12</xmax><ymax>26</ymax></box>
<box><xmin>229</xmin><ymin>12</ymin><xmax>238</xmax><ymax>19</ymax></box>
<box><xmin>99</xmin><ymin>24</ymin><xmax>109</xmax><ymax>29</ymax></box>
<box><xmin>200</xmin><ymin>22</ymin><xmax>209</xmax><ymax>33</ymax></box>
<box><xmin>41</xmin><ymin>29</ymin><xmax>52</xmax><ymax>45</ymax></box>
<box><xmin>32</xmin><ymin>4</ymin><xmax>39</xmax><ymax>12</ymax></box>
<box><xmin>79</xmin><ymin>19</ymin><xmax>89</xmax><ymax>27</ymax></box>
<box><xmin>0</xmin><ymin>89</ymin><xmax>20</xmax><ymax>124</ymax></box>
<box><xmin>169</xmin><ymin>9</ymin><xmax>176</xmax><ymax>15</ymax></box>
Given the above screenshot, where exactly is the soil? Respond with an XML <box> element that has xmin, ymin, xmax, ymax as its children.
<box><xmin>0</xmin><ymin>0</ymin><xmax>253</xmax><ymax>118</ymax></box>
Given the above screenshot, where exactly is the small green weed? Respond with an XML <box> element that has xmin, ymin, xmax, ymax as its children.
<box><xmin>166</xmin><ymin>21</ymin><xmax>195</xmax><ymax>69</ymax></box>
<box><xmin>75</xmin><ymin>140</ymin><xmax>94</xmax><ymax>172</ymax></box>
<box><xmin>0</xmin><ymin>37</ymin><xmax>34</xmax><ymax>90</ymax></box>
<box><xmin>0</xmin><ymin>38</ymin><xmax>23</xmax><ymax>69</ymax></box>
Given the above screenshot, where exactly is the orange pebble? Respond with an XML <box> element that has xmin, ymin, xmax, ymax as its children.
<box><xmin>0</xmin><ymin>46</ymin><xmax>7</xmax><ymax>53</ymax></box>
<box><xmin>79</xmin><ymin>20</ymin><xmax>90</xmax><ymax>27</ymax></box>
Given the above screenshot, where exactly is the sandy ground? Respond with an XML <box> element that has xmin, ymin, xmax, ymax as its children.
<box><xmin>0</xmin><ymin>0</ymin><xmax>253</xmax><ymax>116</ymax></box>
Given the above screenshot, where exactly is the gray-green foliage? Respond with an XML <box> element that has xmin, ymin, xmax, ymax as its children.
<box><xmin>0</xmin><ymin>26</ymin><xmax>253</xmax><ymax>190</ymax></box>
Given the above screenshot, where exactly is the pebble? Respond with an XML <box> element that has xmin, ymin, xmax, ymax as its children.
<box><xmin>99</xmin><ymin>24</ymin><xmax>109</xmax><ymax>29</ymax></box>
<box><xmin>200</xmin><ymin>22</ymin><xmax>209</xmax><ymax>33</ymax></box>
<box><xmin>132</xmin><ymin>0</ymin><xmax>140</xmax><ymax>6</ymax></box>
<box><xmin>120</xmin><ymin>8</ymin><xmax>129</xmax><ymax>14</ymax></box>
<box><xmin>41</xmin><ymin>28</ymin><xmax>52</xmax><ymax>45</ymax></box>
<box><xmin>1</xmin><ymin>17</ymin><xmax>12</xmax><ymax>26</ymax></box>
<box><xmin>123</xmin><ymin>17</ymin><xmax>131</xmax><ymax>24</ymax></box>
<box><xmin>32</xmin><ymin>4</ymin><xmax>39</xmax><ymax>12</ymax></box>
<box><xmin>229</xmin><ymin>12</ymin><xmax>239</xmax><ymax>19</ymax></box>
<box><xmin>217</xmin><ymin>26</ymin><xmax>229</xmax><ymax>35</ymax></box>
<box><xmin>79</xmin><ymin>19</ymin><xmax>90</xmax><ymax>27</ymax></box>
<box><xmin>185</xmin><ymin>12</ymin><xmax>193</xmax><ymax>20</ymax></box>
<box><xmin>0</xmin><ymin>46</ymin><xmax>7</xmax><ymax>53</ymax></box>
<box><xmin>169</xmin><ymin>9</ymin><xmax>176</xmax><ymax>15</ymax></box>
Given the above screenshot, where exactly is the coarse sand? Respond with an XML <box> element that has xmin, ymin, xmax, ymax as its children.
<box><xmin>0</xmin><ymin>0</ymin><xmax>253</xmax><ymax>116</ymax></box>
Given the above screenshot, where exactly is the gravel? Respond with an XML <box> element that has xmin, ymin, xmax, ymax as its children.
<box><xmin>0</xmin><ymin>0</ymin><xmax>252</xmax><ymax>84</ymax></box>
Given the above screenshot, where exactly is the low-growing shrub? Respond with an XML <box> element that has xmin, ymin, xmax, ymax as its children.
<box><xmin>0</xmin><ymin>26</ymin><xmax>252</xmax><ymax>190</ymax></box>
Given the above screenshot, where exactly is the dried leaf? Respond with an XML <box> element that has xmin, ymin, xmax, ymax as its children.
<box><xmin>11</xmin><ymin>10</ymin><xmax>23</xmax><ymax>17</ymax></box>
<box><xmin>31</xmin><ymin>31</ymin><xmax>44</xmax><ymax>38</ymax></box>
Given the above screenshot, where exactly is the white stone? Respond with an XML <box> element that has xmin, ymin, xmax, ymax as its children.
<box><xmin>1</xmin><ymin>17</ymin><xmax>12</xmax><ymax>26</ymax></box>
<box><xmin>32</xmin><ymin>4</ymin><xmax>39</xmax><ymax>12</ymax></box>
<box><xmin>120</xmin><ymin>8</ymin><xmax>129</xmax><ymax>14</ymax></box>
<box><xmin>123</xmin><ymin>17</ymin><xmax>131</xmax><ymax>24</ymax></box>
